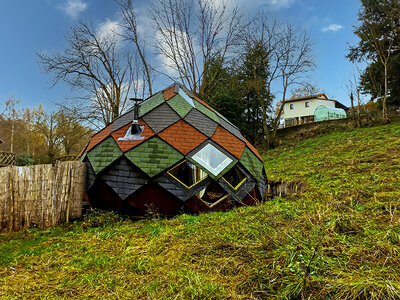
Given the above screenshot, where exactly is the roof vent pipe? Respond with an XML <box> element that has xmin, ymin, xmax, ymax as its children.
<box><xmin>130</xmin><ymin>98</ymin><xmax>142</xmax><ymax>134</ymax></box>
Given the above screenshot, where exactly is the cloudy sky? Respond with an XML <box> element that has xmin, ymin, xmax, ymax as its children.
<box><xmin>0</xmin><ymin>0</ymin><xmax>362</xmax><ymax>111</ymax></box>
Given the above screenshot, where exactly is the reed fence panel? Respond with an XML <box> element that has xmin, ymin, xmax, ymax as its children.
<box><xmin>0</xmin><ymin>161</ymin><xmax>85</xmax><ymax>232</ymax></box>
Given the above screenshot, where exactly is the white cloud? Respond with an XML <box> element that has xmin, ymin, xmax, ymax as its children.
<box><xmin>156</xmin><ymin>30</ymin><xmax>201</xmax><ymax>77</ymax></box>
<box><xmin>92</xmin><ymin>81</ymin><xmax>133</xmax><ymax>113</ymax></box>
<box><xmin>213</xmin><ymin>0</ymin><xmax>296</xmax><ymax>11</ymax></box>
<box><xmin>321</xmin><ymin>24</ymin><xmax>344</xmax><ymax>32</ymax></box>
<box><xmin>62</xmin><ymin>0</ymin><xmax>88</xmax><ymax>18</ymax></box>
<box><xmin>256</xmin><ymin>0</ymin><xmax>296</xmax><ymax>10</ymax></box>
<box><xmin>156</xmin><ymin>32</ymin><xmax>180</xmax><ymax>77</ymax></box>
<box><xmin>97</xmin><ymin>19</ymin><xmax>123</xmax><ymax>44</ymax></box>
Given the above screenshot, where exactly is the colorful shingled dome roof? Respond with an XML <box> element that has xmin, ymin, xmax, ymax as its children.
<box><xmin>82</xmin><ymin>83</ymin><xmax>266</xmax><ymax>215</ymax></box>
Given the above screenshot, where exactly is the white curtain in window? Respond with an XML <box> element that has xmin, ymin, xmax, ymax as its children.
<box><xmin>196</xmin><ymin>144</ymin><xmax>212</xmax><ymax>166</ymax></box>
<box><xmin>192</xmin><ymin>143</ymin><xmax>232</xmax><ymax>176</ymax></box>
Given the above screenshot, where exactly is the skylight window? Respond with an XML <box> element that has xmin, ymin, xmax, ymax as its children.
<box><xmin>178</xmin><ymin>89</ymin><xmax>195</xmax><ymax>107</ymax></box>
<box><xmin>191</xmin><ymin>143</ymin><xmax>233</xmax><ymax>176</ymax></box>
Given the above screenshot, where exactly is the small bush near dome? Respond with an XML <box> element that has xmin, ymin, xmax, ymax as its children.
<box><xmin>80</xmin><ymin>209</ymin><xmax>124</xmax><ymax>229</ymax></box>
<box><xmin>16</xmin><ymin>154</ymin><xmax>35</xmax><ymax>166</ymax></box>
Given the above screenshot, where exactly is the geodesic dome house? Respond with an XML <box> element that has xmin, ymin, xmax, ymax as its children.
<box><xmin>80</xmin><ymin>83</ymin><xmax>266</xmax><ymax>215</ymax></box>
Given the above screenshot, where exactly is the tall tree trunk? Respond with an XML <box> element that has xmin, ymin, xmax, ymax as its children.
<box><xmin>260</xmin><ymin>101</ymin><xmax>271</xmax><ymax>148</ymax></box>
<box><xmin>270</xmin><ymin>87</ymin><xmax>287</xmax><ymax>148</ymax></box>
<box><xmin>356</xmin><ymin>89</ymin><xmax>362</xmax><ymax>127</ymax></box>
<box><xmin>10</xmin><ymin>120</ymin><xmax>14</xmax><ymax>153</ymax></box>
<box><xmin>383</xmin><ymin>63</ymin><xmax>389</xmax><ymax>122</ymax></box>
<box><xmin>350</xmin><ymin>92</ymin><xmax>357</xmax><ymax>127</ymax></box>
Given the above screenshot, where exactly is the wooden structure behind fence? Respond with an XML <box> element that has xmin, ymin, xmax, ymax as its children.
<box><xmin>0</xmin><ymin>151</ymin><xmax>16</xmax><ymax>167</ymax></box>
<box><xmin>265</xmin><ymin>180</ymin><xmax>305</xmax><ymax>199</ymax></box>
<box><xmin>0</xmin><ymin>161</ymin><xmax>85</xmax><ymax>232</ymax></box>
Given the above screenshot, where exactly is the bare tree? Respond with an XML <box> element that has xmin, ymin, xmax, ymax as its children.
<box><xmin>37</xmin><ymin>20</ymin><xmax>134</xmax><ymax>128</ymax></box>
<box><xmin>272</xmin><ymin>24</ymin><xmax>315</xmax><ymax>141</ymax></box>
<box><xmin>290</xmin><ymin>83</ymin><xmax>324</xmax><ymax>98</ymax></box>
<box><xmin>344</xmin><ymin>70</ymin><xmax>363</xmax><ymax>127</ymax></box>
<box><xmin>31</xmin><ymin>105</ymin><xmax>63</xmax><ymax>162</ymax></box>
<box><xmin>2</xmin><ymin>96</ymin><xmax>22</xmax><ymax>153</ymax></box>
<box><xmin>55</xmin><ymin>108</ymin><xmax>93</xmax><ymax>155</ymax></box>
<box><xmin>0</xmin><ymin>102</ymin><xmax>6</xmax><ymax>118</ymax></box>
<box><xmin>150</xmin><ymin>0</ymin><xmax>243</xmax><ymax>97</ymax></box>
<box><xmin>118</xmin><ymin>0</ymin><xmax>154</xmax><ymax>97</ymax></box>
<box><xmin>244</xmin><ymin>17</ymin><xmax>315</xmax><ymax>147</ymax></box>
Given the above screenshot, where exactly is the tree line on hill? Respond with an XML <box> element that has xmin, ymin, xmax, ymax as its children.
<box><xmin>0</xmin><ymin>98</ymin><xmax>93</xmax><ymax>165</ymax></box>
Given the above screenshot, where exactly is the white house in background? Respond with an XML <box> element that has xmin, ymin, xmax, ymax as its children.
<box><xmin>282</xmin><ymin>93</ymin><xmax>348</xmax><ymax>127</ymax></box>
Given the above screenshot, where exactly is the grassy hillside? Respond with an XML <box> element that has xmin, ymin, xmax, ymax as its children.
<box><xmin>0</xmin><ymin>121</ymin><xmax>399</xmax><ymax>299</ymax></box>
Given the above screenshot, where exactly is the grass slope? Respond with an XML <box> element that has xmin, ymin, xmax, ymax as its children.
<box><xmin>0</xmin><ymin>121</ymin><xmax>399</xmax><ymax>299</ymax></box>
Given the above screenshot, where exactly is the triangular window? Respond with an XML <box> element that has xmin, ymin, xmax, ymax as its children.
<box><xmin>168</xmin><ymin>160</ymin><xmax>207</xmax><ymax>188</ymax></box>
<box><xmin>197</xmin><ymin>181</ymin><xmax>229</xmax><ymax>208</ymax></box>
<box><xmin>222</xmin><ymin>166</ymin><xmax>246</xmax><ymax>190</ymax></box>
<box><xmin>178</xmin><ymin>89</ymin><xmax>195</xmax><ymax>108</ymax></box>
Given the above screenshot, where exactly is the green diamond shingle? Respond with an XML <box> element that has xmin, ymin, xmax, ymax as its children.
<box><xmin>125</xmin><ymin>137</ymin><xmax>184</xmax><ymax>177</ymax></box>
<box><xmin>193</xmin><ymin>100</ymin><xmax>219</xmax><ymax>123</ymax></box>
<box><xmin>139</xmin><ymin>92</ymin><xmax>165</xmax><ymax>117</ymax></box>
<box><xmin>167</xmin><ymin>94</ymin><xmax>193</xmax><ymax>118</ymax></box>
<box><xmin>87</xmin><ymin>137</ymin><xmax>123</xmax><ymax>174</ymax></box>
<box><xmin>239</xmin><ymin>147</ymin><xmax>264</xmax><ymax>181</ymax></box>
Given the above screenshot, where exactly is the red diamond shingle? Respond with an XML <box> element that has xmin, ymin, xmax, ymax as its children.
<box><xmin>164</xmin><ymin>86</ymin><xmax>176</xmax><ymax>100</ymax></box>
<box><xmin>211</xmin><ymin>125</ymin><xmax>245</xmax><ymax>159</ymax></box>
<box><xmin>85</xmin><ymin>124</ymin><xmax>113</xmax><ymax>152</ymax></box>
<box><xmin>111</xmin><ymin>119</ymin><xmax>155</xmax><ymax>152</ymax></box>
<box><xmin>158</xmin><ymin>120</ymin><xmax>208</xmax><ymax>154</ymax></box>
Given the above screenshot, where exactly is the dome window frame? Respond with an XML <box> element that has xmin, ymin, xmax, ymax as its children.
<box><xmin>167</xmin><ymin>159</ymin><xmax>208</xmax><ymax>189</ymax></box>
<box><xmin>222</xmin><ymin>165</ymin><xmax>247</xmax><ymax>190</ymax></box>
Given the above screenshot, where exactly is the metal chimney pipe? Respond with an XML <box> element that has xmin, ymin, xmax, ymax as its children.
<box><xmin>130</xmin><ymin>98</ymin><xmax>142</xmax><ymax>134</ymax></box>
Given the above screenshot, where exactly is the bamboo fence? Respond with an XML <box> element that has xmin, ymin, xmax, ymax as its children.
<box><xmin>0</xmin><ymin>161</ymin><xmax>85</xmax><ymax>232</ymax></box>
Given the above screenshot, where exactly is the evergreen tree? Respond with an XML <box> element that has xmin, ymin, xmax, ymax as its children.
<box><xmin>202</xmin><ymin>47</ymin><xmax>273</xmax><ymax>145</ymax></box>
<box><xmin>348</xmin><ymin>0</ymin><xmax>400</xmax><ymax>119</ymax></box>
<box><xmin>238</xmin><ymin>40</ymin><xmax>272</xmax><ymax>145</ymax></box>
<box><xmin>202</xmin><ymin>59</ymin><xmax>244</xmax><ymax>129</ymax></box>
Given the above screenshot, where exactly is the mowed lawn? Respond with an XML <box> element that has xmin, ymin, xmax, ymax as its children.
<box><xmin>1</xmin><ymin>120</ymin><xmax>400</xmax><ymax>299</ymax></box>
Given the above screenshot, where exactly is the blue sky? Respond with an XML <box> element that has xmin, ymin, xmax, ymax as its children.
<box><xmin>0</xmin><ymin>0</ymin><xmax>362</xmax><ymax>111</ymax></box>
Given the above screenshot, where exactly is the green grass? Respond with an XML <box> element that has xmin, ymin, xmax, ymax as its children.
<box><xmin>0</xmin><ymin>121</ymin><xmax>399</xmax><ymax>299</ymax></box>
